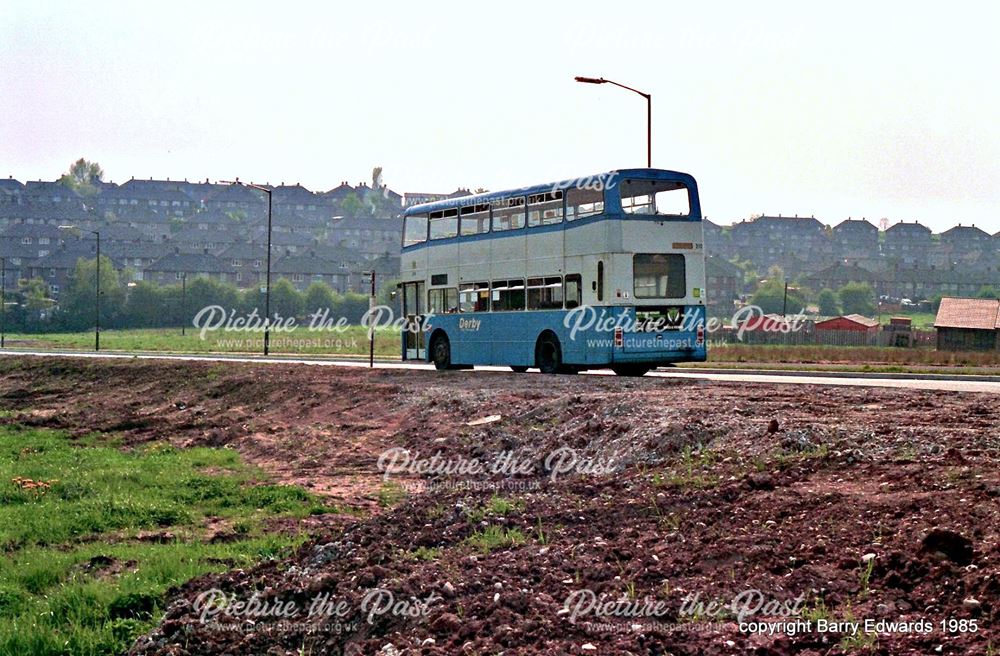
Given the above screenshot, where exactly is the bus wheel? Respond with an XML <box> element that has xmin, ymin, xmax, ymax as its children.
<box><xmin>536</xmin><ymin>334</ymin><xmax>562</xmax><ymax>374</ymax></box>
<box><xmin>612</xmin><ymin>365</ymin><xmax>650</xmax><ymax>377</ymax></box>
<box><xmin>431</xmin><ymin>333</ymin><xmax>452</xmax><ymax>370</ymax></box>
<box><xmin>510</xmin><ymin>366</ymin><xmax>529</xmax><ymax>373</ymax></box>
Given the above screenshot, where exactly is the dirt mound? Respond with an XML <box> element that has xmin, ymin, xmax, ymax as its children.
<box><xmin>0</xmin><ymin>357</ymin><xmax>996</xmax><ymax>654</ymax></box>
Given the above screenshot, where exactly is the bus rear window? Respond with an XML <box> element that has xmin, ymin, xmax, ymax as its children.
<box><xmin>619</xmin><ymin>179</ymin><xmax>689</xmax><ymax>216</ymax></box>
<box><xmin>429</xmin><ymin>208</ymin><xmax>458</xmax><ymax>240</ymax></box>
<box><xmin>634</xmin><ymin>254</ymin><xmax>685</xmax><ymax>299</ymax></box>
<box><xmin>403</xmin><ymin>214</ymin><xmax>428</xmax><ymax>246</ymax></box>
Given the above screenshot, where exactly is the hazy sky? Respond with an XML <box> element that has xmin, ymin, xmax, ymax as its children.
<box><xmin>2</xmin><ymin>1</ymin><xmax>998</xmax><ymax>233</ymax></box>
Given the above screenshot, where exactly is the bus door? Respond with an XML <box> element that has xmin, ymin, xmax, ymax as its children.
<box><xmin>402</xmin><ymin>281</ymin><xmax>425</xmax><ymax>360</ymax></box>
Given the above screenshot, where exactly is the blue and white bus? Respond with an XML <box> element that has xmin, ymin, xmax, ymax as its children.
<box><xmin>399</xmin><ymin>168</ymin><xmax>707</xmax><ymax>375</ymax></box>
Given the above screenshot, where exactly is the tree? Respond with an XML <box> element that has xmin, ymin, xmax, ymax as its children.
<box><xmin>56</xmin><ymin>256</ymin><xmax>126</xmax><ymax>330</ymax></box>
<box><xmin>377</xmin><ymin>278</ymin><xmax>401</xmax><ymax>308</ymax></box>
<box><xmin>838</xmin><ymin>282</ymin><xmax>876</xmax><ymax>316</ymax></box>
<box><xmin>269</xmin><ymin>277</ymin><xmax>304</xmax><ymax>319</ymax></box>
<box><xmin>817</xmin><ymin>288</ymin><xmax>841</xmax><ymax>316</ymax></box>
<box><xmin>186</xmin><ymin>276</ymin><xmax>240</xmax><ymax>317</ymax></box>
<box><xmin>340</xmin><ymin>192</ymin><xmax>365</xmax><ymax>218</ymax></box>
<box><xmin>58</xmin><ymin>158</ymin><xmax>104</xmax><ymax>197</ymax></box>
<box><xmin>976</xmin><ymin>285</ymin><xmax>999</xmax><ymax>299</ymax></box>
<box><xmin>7</xmin><ymin>278</ymin><xmax>55</xmax><ymax>332</ymax></box>
<box><xmin>750</xmin><ymin>280</ymin><xmax>806</xmax><ymax>315</ymax></box>
<box><xmin>304</xmin><ymin>282</ymin><xmax>337</xmax><ymax>319</ymax></box>
<box><xmin>123</xmin><ymin>281</ymin><xmax>166</xmax><ymax>328</ymax></box>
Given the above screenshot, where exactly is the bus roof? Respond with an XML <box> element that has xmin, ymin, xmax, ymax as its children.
<box><xmin>402</xmin><ymin>168</ymin><xmax>697</xmax><ymax>216</ymax></box>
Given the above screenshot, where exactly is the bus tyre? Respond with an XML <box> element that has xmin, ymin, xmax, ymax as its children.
<box><xmin>536</xmin><ymin>334</ymin><xmax>562</xmax><ymax>375</ymax></box>
<box><xmin>510</xmin><ymin>366</ymin><xmax>529</xmax><ymax>373</ymax></box>
<box><xmin>612</xmin><ymin>365</ymin><xmax>650</xmax><ymax>377</ymax></box>
<box><xmin>431</xmin><ymin>333</ymin><xmax>452</xmax><ymax>371</ymax></box>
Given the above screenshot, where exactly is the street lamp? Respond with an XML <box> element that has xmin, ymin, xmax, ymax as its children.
<box><xmin>59</xmin><ymin>225</ymin><xmax>101</xmax><ymax>351</ymax></box>
<box><xmin>180</xmin><ymin>272</ymin><xmax>187</xmax><ymax>336</ymax></box>
<box><xmin>574</xmin><ymin>76</ymin><xmax>652</xmax><ymax>168</ymax></box>
<box><xmin>219</xmin><ymin>179</ymin><xmax>273</xmax><ymax>355</ymax></box>
<box><xmin>1</xmin><ymin>257</ymin><xmax>6</xmax><ymax>349</ymax></box>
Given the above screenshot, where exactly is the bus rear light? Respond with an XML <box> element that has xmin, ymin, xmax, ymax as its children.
<box><xmin>614</xmin><ymin>326</ymin><xmax>624</xmax><ymax>347</ymax></box>
<box><xmin>696</xmin><ymin>324</ymin><xmax>705</xmax><ymax>346</ymax></box>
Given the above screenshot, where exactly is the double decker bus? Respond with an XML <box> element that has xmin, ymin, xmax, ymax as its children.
<box><xmin>399</xmin><ymin>168</ymin><xmax>707</xmax><ymax>375</ymax></box>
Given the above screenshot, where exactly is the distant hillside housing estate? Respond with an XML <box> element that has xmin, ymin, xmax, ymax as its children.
<box><xmin>0</xmin><ymin>172</ymin><xmax>417</xmax><ymax>298</ymax></box>
<box><xmin>2</xmin><ymin>173</ymin><xmax>998</xmax><ymax>309</ymax></box>
<box><xmin>706</xmin><ymin>213</ymin><xmax>999</xmax><ymax>310</ymax></box>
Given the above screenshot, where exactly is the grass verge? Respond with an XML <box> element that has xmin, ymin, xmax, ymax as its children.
<box><xmin>0</xmin><ymin>425</ymin><xmax>334</xmax><ymax>655</ymax></box>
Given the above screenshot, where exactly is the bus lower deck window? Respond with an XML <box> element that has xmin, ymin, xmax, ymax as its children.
<box><xmin>527</xmin><ymin>276</ymin><xmax>564</xmax><ymax>310</ymax></box>
<box><xmin>460</xmin><ymin>282</ymin><xmax>490</xmax><ymax>312</ymax></box>
<box><xmin>564</xmin><ymin>274</ymin><xmax>582</xmax><ymax>308</ymax></box>
<box><xmin>429</xmin><ymin>287</ymin><xmax>459</xmax><ymax>314</ymax></box>
<box><xmin>634</xmin><ymin>254</ymin><xmax>686</xmax><ymax>298</ymax></box>
<box><xmin>491</xmin><ymin>279</ymin><xmax>525</xmax><ymax>312</ymax></box>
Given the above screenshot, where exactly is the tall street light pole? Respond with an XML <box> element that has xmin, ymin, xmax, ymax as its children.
<box><xmin>181</xmin><ymin>272</ymin><xmax>187</xmax><ymax>336</ymax></box>
<box><xmin>1</xmin><ymin>257</ymin><xmax>6</xmax><ymax>349</ymax></box>
<box><xmin>59</xmin><ymin>225</ymin><xmax>101</xmax><ymax>351</ymax></box>
<box><xmin>574</xmin><ymin>76</ymin><xmax>652</xmax><ymax>168</ymax></box>
<box><xmin>220</xmin><ymin>180</ymin><xmax>273</xmax><ymax>355</ymax></box>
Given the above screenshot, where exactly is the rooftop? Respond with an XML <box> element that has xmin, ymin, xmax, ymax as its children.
<box><xmin>934</xmin><ymin>297</ymin><xmax>1000</xmax><ymax>330</ymax></box>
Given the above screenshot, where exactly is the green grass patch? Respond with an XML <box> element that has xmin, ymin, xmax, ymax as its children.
<box><xmin>377</xmin><ymin>481</ymin><xmax>407</xmax><ymax>509</ymax></box>
<box><xmin>5</xmin><ymin>326</ymin><xmax>401</xmax><ymax>359</ymax></box>
<box><xmin>0</xmin><ymin>425</ymin><xmax>330</xmax><ymax>655</ymax></box>
<box><xmin>464</xmin><ymin>495</ymin><xmax>526</xmax><ymax>522</ymax></box>
<box><xmin>464</xmin><ymin>526</ymin><xmax>526</xmax><ymax>554</ymax></box>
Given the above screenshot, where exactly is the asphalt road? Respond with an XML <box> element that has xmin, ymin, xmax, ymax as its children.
<box><xmin>1</xmin><ymin>348</ymin><xmax>998</xmax><ymax>394</ymax></box>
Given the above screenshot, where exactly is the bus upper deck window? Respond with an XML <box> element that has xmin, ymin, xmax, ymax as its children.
<box><xmin>565</xmin><ymin>187</ymin><xmax>604</xmax><ymax>221</ymax></box>
<box><xmin>620</xmin><ymin>179</ymin><xmax>690</xmax><ymax>217</ymax></box>
<box><xmin>429</xmin><ymin>208</ymin><xmax>459</xmax><ymax>240</ymax></box>
<box><xmin>403</xmin><ymin>214</ymin><xmax>428</xmax><ymax>246</ymax></box>
<box><xmin>492</xmin><ymin>197</ymin><xmax>525</xmax><ymax>231</ymax></box>
<box><xmin>460</xmin><ymin>203</ymin><xmax>490</xmax><ymax>236</ymax></box>
<box><xmin>527</xmin><ymin>191</ymin><xmax>564</xmax><ymax>227</ymax></box>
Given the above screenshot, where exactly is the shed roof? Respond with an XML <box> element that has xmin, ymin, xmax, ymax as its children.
<box><xmin>934</xmin><ymin>297</ymin><xmax>1000</xmax><ymax>330</ymax></box>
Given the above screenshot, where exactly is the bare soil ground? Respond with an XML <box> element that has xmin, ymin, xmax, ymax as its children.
<box><xmin>0</xmin><ymin>357</ymin><xmax>995</xmax><ymax>655</ymax></box>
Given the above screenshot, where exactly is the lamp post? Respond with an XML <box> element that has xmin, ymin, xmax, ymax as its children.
<box><xmin>59</xmin><ymin>226</ymin><xmax>101</xmax><ymax>351</ymax></box>
<box><xmin>1</xmin><ymin>257</ymin><xmax>6</xmax><ymax>349</ymax></box>
<box><xmin>575</xmin><ymin>76</ymin><xmax>651</xmax><ymax>168</ymax></box>
<box><xmin>181</xmin><ymin>272</ymin><xmax>187</xmax><ymax>336</ymax></box>
<box><xmin>220</xmin><ymin>180</ymin><xmax>273</xmax><ymax>355</ymax></box>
